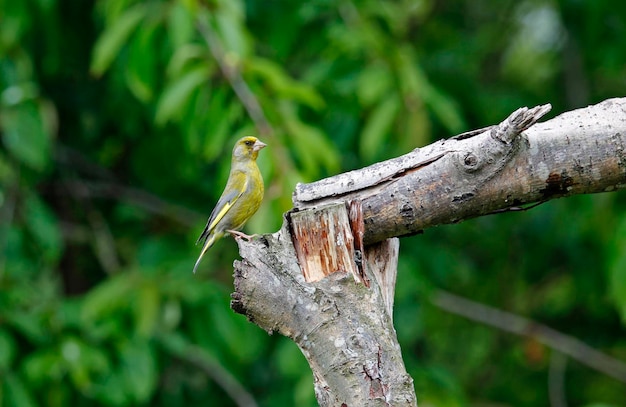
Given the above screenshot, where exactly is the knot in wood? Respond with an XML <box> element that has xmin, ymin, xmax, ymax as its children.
<box><xmin>462</xmin><ymin>152</ymin><xmax>480</xmax><ymax>172</ymax></box>
<box><xmin>348</xmin><ymin>333</ymin><xmax>366</xmax><ymax>349</ymax></box>
<box><xmin>400</xmin><ymin>203</ymin><xmax>414</xmax><ymax>218</ymax></box>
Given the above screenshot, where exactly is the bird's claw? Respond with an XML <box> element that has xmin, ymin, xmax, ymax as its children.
<box><xmin>226</xmin><ymin>230</ymin><xmax>257</xmax><ymax>241</ymax></box>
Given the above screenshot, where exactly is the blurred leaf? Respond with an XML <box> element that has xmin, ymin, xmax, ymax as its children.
<box><xmin>166</xmin><ymin>44</ymin><xmax>207</xmax><ymax>78</ymax></box>
<box><xmin>0</xmin><ymin>101</ymin><xmax>51</xmax><ymax>170</ymax></box>
<box><xmin>396</xmin><ymin>45</ymin><xmax>465</xmax><ymax>133</ymax></box>
<box><xmin>400</xmin><ymin>100</ymin><xmax>431</xmax><ymax>149</ymax></box>
<box><xmin>248</xmin><ymin>57</ymin><xmax>325</xmax><ymax>110</ymax></box>
<box><xmin>167</xmin><ymin>2</ymin><xmax>195</xmax><ymax>49</ymax></box>
<box><xmin>501</xmin><ymin>3</ymin><xmax>563</xmax><ymax>92</ymax></box>
<box><xmin>61</xmin><ymin>336</ymin><xmax>110</xmax><ymax>392</ymax></box>
<box><xmin>155</xmin><ymin>65</ymin><xmax>211</xmax><ymax>126</ymax></box>
<box><xmin>421</xmin><ymin>84</ymin><xmax>466</xmax><ymax>134</ymax></box>
<box><xmin>22</xmin><ymin>349</ymin><xmax>64</xmax><ymax>385</ymax></box>
<box><xmin>81</xmin><ymin>274</ymin><xmax>135</xmax><ymax>325</ymax></box>
<box><xmin>59</xmin><ymin>298</ymin><xmax>84</xmax><ymax>330</ymax></box>
<box><xmin>1</xmin><ymin>82</ymin><xmax>39</xmax><ymax>106</ymax></box>
<box><xmin>160</xmin><ymin>299</ymin><xmax>182</xmax><ymax>330</ymax></box>
<box><xmin>274</xmin><ymin>338</ymin><xmax>308</xmax><ymax>378</ymax></box>
<box><xmin>280</xmin><ymin>103</ymin><xmax>340</xmax><ymax>177</ymax></box>
<box><xmin>537</xmin><ymin>274</ymin><xmax>575</xmax><ymax>317</ymax></box>
<box><xmin>609</xmin><ymin>216</ymin><xmax>626</xmax><ymax>324</ymax></box>
<box><xmin>192</xmin><ymin>87</ymin><xmax>244</xmax><ymax>160</ymax></box>
<box><xmin>91</xmin><ymin>4</ymin><xmax>148</xmax><ymax>76</ymax></box>
<box><xmin>119</xmin><ymin>339</ymin><xmax>157</xmax><ymax>403</ymax></box>
<box><xmin>187</xmin><ymin>307</ymin><xmax>217</xmax><ymax>350</ymax></box>
<box><xmin>158</xmin><ymin>273</ymin><xmax>222</xmax><ymax>306</ymax></box>
<box><xmin>0</xmin><ymin>2</ymin><xmax>29</xmax><ymax>50</ymax></box>
<box><xmin>24</xmin><ymin>192</ymin><xmax>63</xmax><ymax>263</ymax></box>
<box><xmin>6</xmin><ymin>311</ymin><xmax>47</xmax><ymax>344</ymax></box>
<box><xmin>133</xmin><ymin>282</ymin><xmax>160</xmax><ymax>337</ymax></box>
<box><xmin>357</xmin><ymin>63</ymin><xmax>392</xmax><ymax>107</ymax></box>
<box><xmin>214</xmin><ymin>0</ymin><xmax>249</xmax><ymax>57</ymax></box>
<box><xmin>0</xmin><ymin>152</ymin><xmax>14</xmax><ymax>181</ymax></box>
<box><xmin>0</xmin><ymin>328</ymin><xmax>16</xmax><ymax>369</ymax></box>
<box><xmin>92</xmin><ymin>369</ymin><xmax>127</xmax><ymax>406</ymax></box>
<box><xmin>294</xmin><ymin>374</ymin><xmax>316</xmax><ymax>407</ymax></box>
<box><xmin>157</xmin><ymin>331</ymin><xmax>188</xmax><ymax>355</ymax></box>
<box><xmin>212</xmin><ymin>304</ymin><xmax>267</xmax><ymax>363</ymax></box>
<box><xmin>360</xmin><ymin>95</ymin><xmax>400</xmax><ymax>161</ymax></box>
<box><xmin>3</xmin><ymin>373</ymin><xmax>37</xmax><ymax>407</ymax></box>
<box><xmin>125</xmin><ymin>20</ymin><xmax>159</xmax><ymax>102</ymax></box>
<box><xmin>136</xmin><ymin>237</ymin><xmax>181</xmax><ymax>268</ymax></box>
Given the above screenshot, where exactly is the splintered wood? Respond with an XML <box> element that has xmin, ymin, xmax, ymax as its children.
<box><xmin>289</xmin><ymin>203</ymin><xmax>360</xmax><ymax>283</ymax></box>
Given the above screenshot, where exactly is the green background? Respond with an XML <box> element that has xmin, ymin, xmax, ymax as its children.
<box><xmin>2</xmin><ymin>0</ymin><xmax>626</xmax><ymax>405</ymax></box>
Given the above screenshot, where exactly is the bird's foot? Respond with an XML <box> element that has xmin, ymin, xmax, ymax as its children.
<box><xmin>226</xmin><ymin>230</ymin><xmax>257</xmax><ymax>241</ymax></box>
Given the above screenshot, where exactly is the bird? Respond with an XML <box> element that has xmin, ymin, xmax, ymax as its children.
<box><xmin>193</xmin><ymin>136</ymin><xmax>266</xmax><ymax>273</ymax></box>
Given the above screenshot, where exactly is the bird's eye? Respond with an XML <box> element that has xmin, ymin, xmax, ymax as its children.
<box><xmin>245</xmin><ymin>140</ymin><xmax>254</xmax><ymax>146</ymax></box>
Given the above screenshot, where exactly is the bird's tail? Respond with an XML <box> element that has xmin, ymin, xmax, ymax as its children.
<box><xmin>193</xmin><ymin>232</ymin><xmax>219</xmax><ymax>274</ymax></box>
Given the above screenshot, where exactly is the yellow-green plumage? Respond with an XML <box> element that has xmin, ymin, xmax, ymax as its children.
<box><xmin>193</xmin><ymin>136</ymin><xmax>266</xmax><ymax>273</ymax></box>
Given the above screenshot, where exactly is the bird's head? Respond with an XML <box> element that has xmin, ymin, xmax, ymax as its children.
<box><xmin>232</xmin><ymin>136</ymin><xmax>267</xmax><ymax>161</ymax></box>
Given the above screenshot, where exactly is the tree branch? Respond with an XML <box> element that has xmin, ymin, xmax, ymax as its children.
<box><xmin>232</xmin><ymin>99</ymin><xmax>626</xmax><ymax>406</ymax></box>
<box><xmin>60</xmin><ymin>180</ymin><xmax>203</xmax><ymax>227</ymax></box>
<box><xmin>293</xmin><ymin>98</ymin><xmax>626</xmax><ymax>244</ymax></box>
<box><xmin>431</xmin><ymin>289</ymin><xmax>626</xmax><ymax>383</ymax></box>
<box><xmin>158</xmin><ymin>335</ymin><xmax>258</xmax><ymax>407</ymax></box>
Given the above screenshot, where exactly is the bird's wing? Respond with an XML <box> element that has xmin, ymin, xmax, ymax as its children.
<box><xmin>196</xmin><ymin>173</ymin><xmax>248</xmax><ymax>245</ymax></box>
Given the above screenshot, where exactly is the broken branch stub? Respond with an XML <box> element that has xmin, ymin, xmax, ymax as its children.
<box><xmin>289</xmin><ymin>200</ymin><xmax>370</xmax><ymax>286</ymax></box>
<box><xmin>232</xmin><ymin>224</ymin><xmax>416</xmax><ymax>406</ymax></box>
<box><xmin>289</xmin><ymin>202</ymin><xmax>360</xmax><ymax>283</ymax></box>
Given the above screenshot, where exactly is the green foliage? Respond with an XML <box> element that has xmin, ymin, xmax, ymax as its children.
<box><xmin>609</xmin><ymin>216</ymin><xmax>626</xmax><ymax>323</ymax></box>
<box><xmin>1</xmin><ymin>0</ymin><xmax>626</xmax><ymax>405</ymax></box>
<box><xmin>91</xmin><ymin>3</ymin><xmax>150</xmax><ymax>77</ymax></box>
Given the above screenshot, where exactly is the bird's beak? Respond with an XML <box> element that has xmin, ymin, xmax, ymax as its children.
<box><xmin>253</xmin><ymin>140</ymin><xmax>267</xmax><ymax>152</ymax></box>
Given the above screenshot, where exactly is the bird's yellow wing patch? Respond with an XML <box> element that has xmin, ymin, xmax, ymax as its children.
<box><xmin>207</xmin><ymin>193</ymin><xmax>238</xmax><ymax>231</ymax></box>
<box><xmin>196</xmin><ymin>171</ymin><xmax>248</xmax><ymax>245</ymax></box>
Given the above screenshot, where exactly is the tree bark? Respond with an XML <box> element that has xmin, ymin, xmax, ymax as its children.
<box><xmin>294</xmin><ymin>98</ymin><xmax>626</xmax><ymax>244</ymax></box>
<box><xmin>231</xmin><ymin>98</ymin><xmax>626</xmax><ymax>406</ymax></box>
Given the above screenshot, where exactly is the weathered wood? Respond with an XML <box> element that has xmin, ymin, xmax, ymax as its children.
<box><xmin>365</xmin><ymin>238</ymin><xmax>399</xmax><ymax>322</ymax></box>
<box><xmin>232</xmin><ymin>224</ymin><xmax>416</xmax><ymax>406</ymax></box>
<box><xmin>289</xmin><ymin>203</ymin><xmax>360</xmax><ymax>283</ymax></box>
<box><xmin>232</xmin><ymin>98</ymin><xmax>626</xmax><ymax>406</ymax></box>
<box><xmin>293</xmin><ymin>98</ymin><xmax>626</xmax><ymax>244</ymax></box>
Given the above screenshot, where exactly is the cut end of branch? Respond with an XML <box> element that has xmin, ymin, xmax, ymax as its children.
<box><xmin>492</xmin><ymin>103</ymin><xmax>553</xmax><ymax>144</ymax></box>
<box><xmin>288</xmin><ymin>203</ymin><xmax>361</xmax><ymax>283</ymax></box>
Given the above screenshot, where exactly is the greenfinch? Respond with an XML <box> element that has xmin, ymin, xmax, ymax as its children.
<box><xmin>193</xmin><ymin>136</ymin><xmax>266</xmax><ymax>273</ymax></box>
